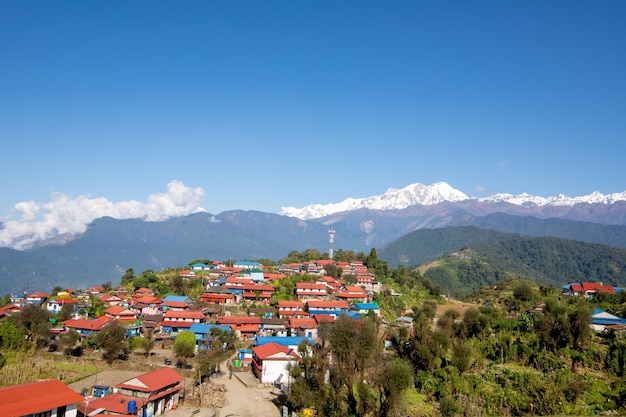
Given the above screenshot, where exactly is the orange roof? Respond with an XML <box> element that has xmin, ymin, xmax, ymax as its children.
<box><xmin>0</xmin><ymin>380</ymin><xmax>84</xmax><ymax>417</ymax></box>
<box><xmin>296</xmin><ymin>282</ymin><xmax>327</xmax><ymax>290</ymax></box>
<box><xmin>117</xmin><ymin>367</ymin><xmax>184</xmax><ymax>393</ymax></box>
<box><xmin>162</xmin><ymin>301</ymin><xmax>190</xmax><ymax>308</ymax></box>
<box><xmin>277</xmin><ymin>300</ymin><xmax>303</xmax><ymax>308</ymax></box>
<box><xmin>105</xmin><ymin>305</ymin><xmax>136</xmax><ymax>316</ymax></box>
<box><xmin>164</xmin><ymin>310</ymin><xmax>204</xmax><ymax>319</ymax></box>
<box><xmin>307</xmin><ymin>300</ymin><xmax>349</xmax><ymax>309</ymax></box>
<box><xmin>132</xmin><ymin>295</ymin><xmax>161</xmax><ymax>305</ymax></box>
<box><xmin>80</xmin><ymin>392</ymin><xmax>144</xmax><ymax>415</ymax></box>
<box><xmin>253</xmin><ymin>342</ymin><xmax>301</xmax><ymax>360</ymax></box>
<box><xmin>314</xmin><ymin>314</ymin><xmax>335</xmax><ymax>323</ymax></box>
<box><xmin>64</xmin><ymin>316</ymin><xmax>111</xmax><ymax>331</ymax></box>
<box><xmin>289</xmin><ymin>317</ymin><xmax>318</xmax><ymax>328</ymax></box>
<box><xmin>237</xmin><ymin>323</ymin><xmax>261</xmax><ymax>332</ymax></box>
<box><xmin>217</xmin><ymin>316</ymin><xmax>261</xmax><ymax>325</ymax></box>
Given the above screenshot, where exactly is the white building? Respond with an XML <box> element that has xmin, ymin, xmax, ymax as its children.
<box><xmin>252</xmin><ymin>341</ymin><xmax>301</xmax><ymax>385</ymax></box>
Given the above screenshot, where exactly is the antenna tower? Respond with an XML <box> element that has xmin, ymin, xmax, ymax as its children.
<box><xmin>328</xmin><ymin>229</ymin><xmax>335</xmax><ymax>260</ymax></box>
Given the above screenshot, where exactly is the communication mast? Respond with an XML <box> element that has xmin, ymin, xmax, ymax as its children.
<box><xmin>328</xmin><ymin>229</ymin><xmax>335</xmax><ymax>260</ymax></box>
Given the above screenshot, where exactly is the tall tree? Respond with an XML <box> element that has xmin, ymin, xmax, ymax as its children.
<box><xmin>96</xmin><ymin>321</ymin><xmax>127</xmax><ymax>363</ymax></box>
<box><xmin>15</xmin><ymin>304</ymin><xmax>51</xmax><ymax>347</ymax></box>
<box><xmin>173</xmin><ymin>330</ymin><xmax>196</xmax><ymax>365</ymax></box>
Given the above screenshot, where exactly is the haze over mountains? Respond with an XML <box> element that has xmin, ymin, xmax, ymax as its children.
<box><xmin>1</xmin><ymin>182</ymin><xmax>626</xmax><ymax>296</ymax></box>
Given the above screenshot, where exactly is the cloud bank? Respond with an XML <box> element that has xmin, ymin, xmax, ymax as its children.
<box><xmin>0</xmin><ymin>180</ymin><xmax>205</xmax><ymax>250</ymax></box>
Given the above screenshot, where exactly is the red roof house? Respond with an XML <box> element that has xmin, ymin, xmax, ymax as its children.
<box><xmin>0</xmin><ymin>380</ymin><xmax>84</xmax><ymax>417</ymax></box>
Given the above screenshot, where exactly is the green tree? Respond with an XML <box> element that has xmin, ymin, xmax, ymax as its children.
<box><xmin>96</xmin><ymin>321</ymin><xmax>128</xmax><ymax>363</ymax></box>
<box><xmin>56</xmin><ymin>303</ymin><xmax>74</xmax><ymax>322</ymax></box>
<box><xmin>451</xmin><ymin>342</ymin><xmax>472</xmax><ymax>374</ymax></box>
<box><xmin>58</xmin><ymin>329</ymin><xmax>80</xmax><ymax>355</ymax></box>
<box><xmin>171</xmin><ymin>276</ymin><xmax>185</xmax><ymax>295</ymax></box>
<box><xmin>0</xmin><ymin>320</ymin><xmax>26</xmax><ymax>349</ymax></box>
<box><xmin>15</xmin><ymin>304</ymin><xmax>51</xmax><ymax>347</ymax></box>
<box><xmin>121</xmin><ymin>268</ymin><xmax>135</xmax><ymax>285</ymax></box>
<box><xmin>375</xmin><ymin>358</ymin><xmax>414</xmax><ymax>417</ymax></box>
<box><xmin>513</xmin><ymin>281</ymin><xmax>535</xmax><ymax>302</ymax></box>
<box><xmin>173</xmin><ymin>330</ymin><xmax>196</xmax><ymax>365</ymax></box>
<box><xmin>142</xmin><ymin>329</ymin><xmax>155</xmax><ymax>357</ymax></box>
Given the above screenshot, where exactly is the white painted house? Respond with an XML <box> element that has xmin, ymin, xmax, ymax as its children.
<box><xmin>252</xmin><ymin>341</ymin><xmax>301</xmax><ymax>385</ymax></box>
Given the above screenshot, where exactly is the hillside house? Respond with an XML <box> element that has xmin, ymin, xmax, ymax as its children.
<box><xmin>241</xmin><ymin>283</ymin><xmax>275</xmax><ymax>304</ymax></box>
<box><xmin>277</xmin><ymin>300</ymin><xmax>305</xmax><ymax>318</ymax></box>
<box><xmin>0</xmin><ymin>379</ymin><xmax>84</xmax><ymax>417</ymax></box>
<box><xmin>562</xmin><ymin>282</ymin><xmax>620</xmax><ymax>297</ymax></box>
<box><xmin>350</xmin><ymin>302</ymin><xmax>381</xmax><ymax>317</ymax></box>
<box><xmin>336</xmin><ymin>285</ymin><xmax>368</xmax><ymax>303</ymax></box>
<box><xmin>316</xmin><ymin>275</ymin><xmax>344</xmax><ymax>291</ymax></box>
<box><xmin>234</xmin><ymin>261</ymin><xmax>264</xmax><ymax>270</ymax></box>
<box><xmin>158</xmin><ymin>310</ymin><xmax>205</xmax><ymax>337</ymax></box>
<box><xmin>295</xmin><ymin>282</ymin><xmax>329</xmax><ymax>301</ymax></box>
<box><xmin>97</xmin><ymin>293</ymin><xmax>123</xmax><ymax>306</ymax></box>
<box><xmin>189</xmin><ymin>323</ymin><xmax>233</xmax><ymax>350</ymax></box>
<box><xmin>105</xmin><ymin>305</ymin><xmax>138</xmax><ymax>322</ymax></box>
<box><xmin>217</xmin><ymin>316</ymin><xmax>262</xmax><ymax>340</ymax></box>
<box><xmin>252</xmin><ymin>342</ymin><xmax>301</xmax><ymax>385</ymax></box>
<box><xmin>288</xmin><ymin>317</ymin><xmax>319</xmax><ymax>339</ymax></box>
<box><xmin>201</xmin><ymin>291</ymin><xmax>235</xmax><ymax>305</ymax></box>
<box><xmin>25</xmin><ymin>291</ymin><xmax>50</xmax><ymax>305</ymax></box>
<box><xmin>306</xmin><ymin>300</ymin><xmax>349</xmax><ymax>317</ymax></box>
<box><xmin>63</xmin><ymin>316</ymin><xmax>111</xmax><ymax>339</ymax></box>
<box><xmin>81</xmin><ymin>367</ymin><xmax>184</xmax><ymax>417</ymax></box>
<box><xmin>46</xmin><ymin>297</ymin><xmax>78</xmax><ymax>314</ymax></box>
<box><xmin>255</xmin><ymin>335</ymin><xmax>315</xmax><ymax>354</ymax></box>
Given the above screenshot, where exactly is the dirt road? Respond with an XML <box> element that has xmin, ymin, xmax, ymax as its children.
<box><xmin>69</xmin><ymin>350</ymin><xmax>281</xmax><ymax>417</ymax></box>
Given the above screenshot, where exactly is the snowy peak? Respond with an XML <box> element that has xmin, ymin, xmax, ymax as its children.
<box><xmin>479</xmin><ymin>191</ymin><xmax>626</xmax><ymax>206</ymax></box>
<box><xmin>280</xmin><ymin>182</ymin><xmax>626</xmax><ymax>220</ymax></box>
<box><xmin>280</xmin><ymin>182</ymin><xmax>469</xmax><ymax>220</ymax></box>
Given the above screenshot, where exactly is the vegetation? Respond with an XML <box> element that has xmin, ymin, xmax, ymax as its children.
<box><xmin>3</xmin><ymin>243</ymin><xmax>626</xmax><ymax>416</ymax></box>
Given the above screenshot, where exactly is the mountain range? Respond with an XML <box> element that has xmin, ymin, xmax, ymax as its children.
<box><xmin>1</xmin><ymin>182</ymin><xmax>626</xmax><ymax>296</ymax></box>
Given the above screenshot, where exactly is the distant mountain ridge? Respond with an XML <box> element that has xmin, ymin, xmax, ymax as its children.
<box><xmin>280</xmin><ymin>182</ymin><xmax>626</xmax><ymax>220</ymax></box>
<box><xmin>2</xmin><ymin>181</ymin><xmax>626</xmax><ymax>297</ymax></box>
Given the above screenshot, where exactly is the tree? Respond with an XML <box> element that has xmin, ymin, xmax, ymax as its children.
<box><xmin>171</xmin><ymin>276</ymin><xmax>185</xmax><ymax>295</ymax></box>
<box><xmin>142</xmin><ymin>329</ymin><xmax>155</xmax><ymax>357</ymax></box>
<box><xmin>96</xmin><ymin>321</ymin><xmax>128</xmax><ymax>363</ymax></box>
<box><xmin>375</xmin><ymin>358</ymin><xmax>414</xmax><ymax>417</ymax></box>
<box><xmin>15</xmin><ymin>304</ymin><xmax>51</xmax><ymax>346</ymax></box>
<box><xmin>58</xmin><ymin>330</ymin><xmax>80</xmax><ymax>355</ymax></box>
<box><xmin>451</xmin><ymin>342</ymin><xmax>472</xmax><ymax>374</ymax></box>
<box><xmin>121</xmin><ymin>268</ymin><xmax>135</xmax><ymax>285</ymax></box>
<box><xmin>57</xmin><ymin>303</ymin><xmax>74</xmax><ymax>322</ymax></box>
<box><xmin>173</xmin><ymin>330</ymin><xmax>196</xmax><ymax>365</ymax></box>
<box><xmin>513</xmin><ymin>281</ymin><xmax>535</xmax><ymax>302</ymax></box>
<box><xmin>0</xmin><ymin>320</ymin><xmax>26</xmax><ymax>349</ymax></box>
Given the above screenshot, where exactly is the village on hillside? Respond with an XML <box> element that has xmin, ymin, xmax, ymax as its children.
<box><xmin>1</xmin><ymin>257</ymin><xmax>626</xmax><ymax>417</ymax></box>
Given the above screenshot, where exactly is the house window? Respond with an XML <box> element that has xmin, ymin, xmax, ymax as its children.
<box><xmin>33</xmin><ymin>411</ymin><xmax>53</xmax><ymax>417</ymax></box>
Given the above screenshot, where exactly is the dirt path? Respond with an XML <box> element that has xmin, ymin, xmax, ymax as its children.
<box><xmin>69</xmin><ymin>350</ymin><xmax>281</xmax><ymax>417</ymax></box>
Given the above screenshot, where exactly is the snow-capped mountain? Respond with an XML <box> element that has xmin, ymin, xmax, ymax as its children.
<box><xmin>280</xmin><ymin>182</ymin><xmax>469</xmax><ymax>220</ymax></box>
<box><xmin>280</xmin><ymin>182</ymin><xmax>626</xmax><ymax>220</ymax></box>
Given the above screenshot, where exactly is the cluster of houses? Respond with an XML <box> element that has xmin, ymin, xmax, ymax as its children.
<box><xmin>0</xmin><ymin>259</ymin><xmax>384</xmax><ymax>416</ymax></box>
<box><xmin>0</xmin><ymin>366</ymin><xmax>185</xmax><ymax>417</ymax></box>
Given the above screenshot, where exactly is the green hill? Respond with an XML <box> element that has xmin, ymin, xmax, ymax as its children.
<box><xmin>378</xmin><ymin>226</ymin><xmax>626</xmax><ymax>296</ymax></box>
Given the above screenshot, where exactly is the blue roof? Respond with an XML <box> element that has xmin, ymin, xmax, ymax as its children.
<box><xmin>255</xmin><ymin>335</ymin><xmax>315</xmax><ymax>347</ymax></box>
<box><xmin>189</xmin><ymin>323</ymin><xmax>232</xmax><ymax>334</ymax></box>
<box><xmin>162</xmin><ymin>295</ymin><xmax>192</xmax><ymax>303</ymax></box>
<box><xmin>352</xmin><ymin>303</ymin><xmax>379</xmax><ymax>309</ymax></box>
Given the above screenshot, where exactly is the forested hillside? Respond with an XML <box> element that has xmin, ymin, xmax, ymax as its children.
<box><xmin>420</xmin><ymin>236</ymin><xmax>626</xmax><ymax>297</ymax></box>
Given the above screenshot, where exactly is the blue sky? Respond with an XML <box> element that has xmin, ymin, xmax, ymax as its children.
<box><xmin>1</xmin><ymin>1</ymin><xmax>625</xmax><ymax>248</ymax></box>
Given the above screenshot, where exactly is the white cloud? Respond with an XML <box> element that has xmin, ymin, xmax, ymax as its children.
<box><xmin>475</xmin><ymin>185</ymin><xmax>486</xmax><ymax>193</ymax></box>
<box><xmin>0</xmin><ymin>180</ymin><xmax>205</xmax><ymax>250</ymax></box>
